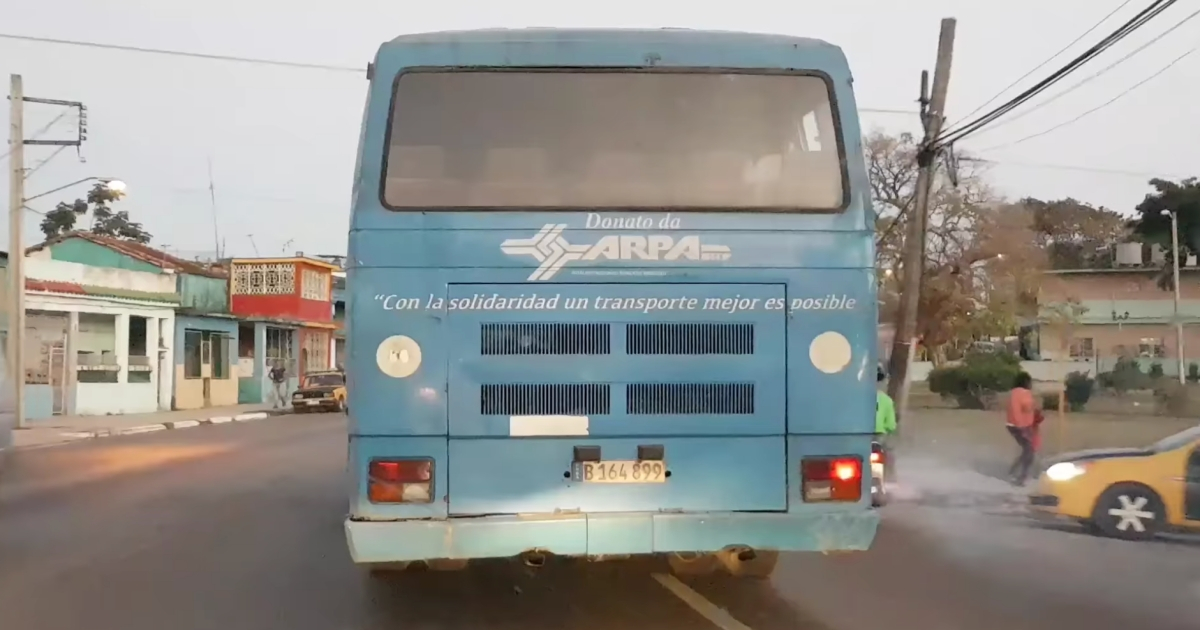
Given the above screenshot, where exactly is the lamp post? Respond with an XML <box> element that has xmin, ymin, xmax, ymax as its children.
<box><xmin>7</xmin><ymin>176</ymin><xmax>127</xmax><ymax>429</ymax></box>
<box><xmin>1161</xmin><ymin>209</ymin><xmax>1185</xmax><ymax>384</ymax></box>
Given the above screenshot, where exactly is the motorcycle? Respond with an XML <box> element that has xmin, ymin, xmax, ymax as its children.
<box><xmin>870</xmin><ymin>441</ymin><xmax>887</xmax><ymax>507</ymax></box>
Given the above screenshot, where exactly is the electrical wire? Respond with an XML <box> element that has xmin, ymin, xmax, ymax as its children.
<box><xmin>24</xmin><ymin>145</ymin><xmax>69</xmax><ymax>178</ymax></box>
<box><xmin>973</xmin><ymin>5</ymin><xmax>1200</xmax><ymax>137</ymax></box>
<box><xmin>937</xmin><ymin>0</ymin><xmax>1175</xmax><ymax>145</ymax></box>
<box><xmin>949</xmin><ymin>0</ymin><xmax>1136</xmax><ymax>128</ymax></box>
<box><xmin>0</xmin><ymin>108</ymin><xmax>71</xmax><ymax>161</ymax></box>
<box><xmin>964</xmin><ymin>156</ymin><xmax>1190</xmax><ymax>180</ymax></box>
<box><xmin>974</xmin><ymin>46</ymin><xmax>1195</xmax><ymax>152</ymax></box>
<box><xmin>935</xmin><ymin>0</ymin><xmax>1178</xmax><ymax>148</ymax></box>
<box><xmin>0</xmin><ymin>32</ymin><xmax>365</xmax><ymax>73</ymax></box>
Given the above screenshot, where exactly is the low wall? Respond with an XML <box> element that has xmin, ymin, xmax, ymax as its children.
<box><xmin>910</xmin><ymin>360</ymin><xmax>1096</xmax><ymax>383</ymax></box>
<box><xmin>75</xmin><ymin>382</ymin><xmax>159</xmax><ymax>415</ymax></box>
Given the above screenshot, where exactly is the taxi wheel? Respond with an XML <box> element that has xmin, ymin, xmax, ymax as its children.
<box><xmin>1091</xmin><ymin>483</ymin><xmax>1166</xmax><ymax>541</ymax></box>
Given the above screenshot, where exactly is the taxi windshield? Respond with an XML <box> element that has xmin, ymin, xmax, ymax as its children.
<box><xmin>1150</xmin><ymin>424</ymin><xmax>1200</xmax><ymax>453</ymax></box>
<box><xmin>304</xmin><ymin>373</ymin><xmax>343</xmax><ymax>387</ymax></box>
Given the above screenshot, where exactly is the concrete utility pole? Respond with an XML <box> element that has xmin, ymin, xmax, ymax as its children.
<box><xmin>886</xmin><ymin>19</ymin><xmax>957</xmax><ymax>429</ymax></box>
<box><xmin>1168</xmin><ymin>209</ymin><xmax>1185</xmax><ymax>384</ymax></box>
<box><xmin>8</xmin><ymin>74</ymin><xmax>26</xmax><ymax>429</ymax></box>
<box><xmin>6</xmin><ymin>75</ymin><xmax>87</xmax><ymax>430</ymax></box>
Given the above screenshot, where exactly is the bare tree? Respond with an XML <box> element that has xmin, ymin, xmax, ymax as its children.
<box><xmin>867</xmin><ymin>131</ymin><xmax>1045</xmax><ymax>364</ymax></box>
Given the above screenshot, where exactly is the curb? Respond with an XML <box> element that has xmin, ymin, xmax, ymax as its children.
<box><xmin>12</xmin><ymin>409</ymin><xmax>296</xmax><ymax>451</ymax></box>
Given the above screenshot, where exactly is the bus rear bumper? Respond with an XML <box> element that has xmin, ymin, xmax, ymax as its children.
<box><xmin>345</xmin><ymin>510</ymin><xmax>879</xmax><ymax>564</ymax></box>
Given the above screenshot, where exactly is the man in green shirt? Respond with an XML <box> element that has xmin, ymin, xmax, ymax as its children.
<box><xmin>875</xmin><ymin>365</ymin><xmax>897</xmax><ymax>436</ymax></box>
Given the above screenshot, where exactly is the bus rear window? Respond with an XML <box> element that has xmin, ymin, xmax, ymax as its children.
<box><xmin>383</xmin><ymin>70</ymin><xmax>845</xmax><ymax>210</ymax></box>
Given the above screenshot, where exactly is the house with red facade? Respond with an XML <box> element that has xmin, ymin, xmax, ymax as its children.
<box><xmin>227</xmin><ymin>256</ymin><xmax>340</xmax><ymax>404</ymax></box>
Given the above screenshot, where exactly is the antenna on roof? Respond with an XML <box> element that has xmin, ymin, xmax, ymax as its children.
<box><xmin>207</xmin><ymin>157</ymin><xmax>221</xmax><ymax>259</ymax></box>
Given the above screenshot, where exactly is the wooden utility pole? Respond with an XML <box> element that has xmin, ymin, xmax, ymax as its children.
<box><xmin>886</xmin><ymin>19</ymin><xmax>957</xmax><ymax>431</ymax></box>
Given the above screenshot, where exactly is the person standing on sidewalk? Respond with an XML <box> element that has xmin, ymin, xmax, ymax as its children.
<box><xmin>1005</xmin><ymin>371</ymin><xmax>1039</xmax><ymax>486</ymax></box>
<box><xmin>268</xmin><ymin>360</ymin><xmax>289</xmax><ymax>409</ymax></box>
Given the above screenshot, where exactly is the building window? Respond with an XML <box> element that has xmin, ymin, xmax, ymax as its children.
<box><xmin>1069</xmin><ymin>337</ymin><xmax>1094</xmax><ymax>359</ymax></box>
<box><xmin>184</xmin><ymin>330</ymin><xmax>203</xmax><ymax>378</ymax></box>
<box><xmin>231</xmin><ymin>263</ymin><xmax>296</xmax><ymax>296</ymax></box>
<box><xmin>212</xmin><ymin>334</ymin><xmax>230</xmax><ymax>379</ymax></box>
<box><xmin>1139</xmin><ymin>337</ymin><xmax>1166</xmax><ymax>358</ymax></box>
<box><xmin>265</xmin><ymin>326</ymin><xmax>296</xmax><ymax>375</ymax></box>
<box><xmin>302</xmin><ymin>330</ymin><xmax>330</xmax><ymax>372</ymax></box>
<box><xmin>184</xmin><ymin>329</ymin><xmax>233</xmax><ymax>379</ymax></box>
<box><xmin>300</xmin><ymin>269</ymin><xmax>329</xmax><ymax>301</ymax></box>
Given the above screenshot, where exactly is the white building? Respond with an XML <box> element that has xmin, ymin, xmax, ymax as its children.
<box><xmin>21</xmin><ymin>255</ymin><xmax>177</xmax><ymax>418</ymax></box>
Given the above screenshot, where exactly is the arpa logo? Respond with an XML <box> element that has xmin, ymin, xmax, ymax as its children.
<box><xmin>501</xmin><ymin>223</ymin><xmax>732</xmax><ymax>281</ymax></box>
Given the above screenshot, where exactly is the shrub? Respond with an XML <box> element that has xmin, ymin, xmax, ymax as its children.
<box><xmin>927</xmin><ymin>350</ymin><xmax>1023</xmax><ymax>409</ymax></box>
<box><xmin>1098</xmin><ymin>357</ymin><xmax>1149</xmax><ymax>393</ymax></box>
<box><xmin>1188</xmin><ymin>363</ymin><xmax>1199</xmax><ymax>383</ymax></box>
<box><xmin>1149</xmin><ymin>362</ymin><xmax>1165</xmax><ymax>379</ymax></box>
<box><xmin>1063</xmin><ymin>371</ymin><xmax>1094</xmax><ymax>411</ymax></box>
<box><xmin>1041</xmin><ymin>392</ymin><xmax>1062</xmax><ymax>411</ymax></box>
<box><xmin>1154</xmin><ymin>380</ymin><xmax>1191</xmax><ymax>417</ymax></box>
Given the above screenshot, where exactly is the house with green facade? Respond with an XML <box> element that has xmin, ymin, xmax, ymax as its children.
<box><xmin>27</xmin><ymin>232</ymin><xmax>242</xmax><ymax>410</ymax></box>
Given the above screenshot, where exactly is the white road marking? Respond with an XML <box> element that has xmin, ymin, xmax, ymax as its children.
<box><xmin>118</xmin><ymin>425</ymin><xmax>167</xmax><ymax>435</ymax></box>
<box><xmin>652</xmin><ymin>573</ymin><xmax>753</xmax><ymax>630</ymax></box>
<box><xmin>1109</xmin><ymin>495</ymin><xmax>1155</xmax><ymax>532</ymax></box>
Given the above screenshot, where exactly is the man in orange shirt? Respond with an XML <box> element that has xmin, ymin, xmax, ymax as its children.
<box><xmin>1005</xmin><ymin>371</ymin><xmax>1038</xmax><ymax>486</ymax></box>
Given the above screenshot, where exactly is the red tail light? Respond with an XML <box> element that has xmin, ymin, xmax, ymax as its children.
<box><xmin>801</xmin><ymin>456</ymin><xmax>864</xmax><ymax>502</ymax></box>
<box><xmin>368</xmin><ymin>459</ymin><xmax>433</xmax><ymax>504</ymax></box>
<box><xmin>870</xmin><ymin>451</ymin><xmax>882</xmax><ymax>464</ymax></box>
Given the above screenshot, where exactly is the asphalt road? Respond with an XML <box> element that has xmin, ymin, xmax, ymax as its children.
<box><xmin>1</xmin><ymin>414</ymin><xmax>1197</xmax><ymax>630</ymax></box>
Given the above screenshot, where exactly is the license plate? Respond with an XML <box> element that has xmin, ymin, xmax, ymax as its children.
<box><xmin>573</xmin><ymin>460</ymin><xmax>666</xmax><ymax>484</ymax></box>
<box><xmin>306</xmin><ymin>400</ymin><xmax>322</xmax><ymax>406</ymax></box>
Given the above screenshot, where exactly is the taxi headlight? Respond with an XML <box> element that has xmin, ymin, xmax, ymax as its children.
<box><xmin>1045</xmin><ymin>461</ymin><xmax>1087</xmax><ymax>481</ymax></box>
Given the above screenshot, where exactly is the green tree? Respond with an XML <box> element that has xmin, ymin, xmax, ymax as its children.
<box><xmin>39</xmin><ymin>182</ymin><xmax>152</xmax><ymax>243</ymax></box>
<box><xmin>1022</xmin><ymin>197</ymin><xmax>1126</xmax><ymax>270</ymax></box>
<box><xmin>1128</xmin><ymin>177</ymin><xmax>1200</xmax><ymax>290</ymax></box>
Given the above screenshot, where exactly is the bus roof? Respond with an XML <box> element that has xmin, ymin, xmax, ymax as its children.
<box><xmin>381</xmin><ymin>28</ymin><xmax>838</xmax><ymax>54</ymax></box>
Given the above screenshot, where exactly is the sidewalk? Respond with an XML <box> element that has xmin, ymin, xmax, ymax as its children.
<box><xmin>10</xmin><ymin>404</ymin><xmax>294</xmax><ymax>450</ymax></box>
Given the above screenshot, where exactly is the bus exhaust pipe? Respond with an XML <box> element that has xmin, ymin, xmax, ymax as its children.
<box><xmin>521</xmin><ymin>551</ymin><xmax>547</xmax><ymax>568</ymax></box>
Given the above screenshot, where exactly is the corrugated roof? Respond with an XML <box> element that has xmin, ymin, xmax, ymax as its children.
<box><xmin>27</xmin><ymin>232</ymin><xmax>228</xmax><ymax>278</ymax></box>
<box><xmin>26</xmin><ymin>278</ymin><xmax>180</xmax><ymax>303</ymax></box>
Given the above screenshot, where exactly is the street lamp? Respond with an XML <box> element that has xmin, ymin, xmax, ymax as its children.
<box><xmin>1161</xmin><ymin>209</ymin><xmax>1185</xmax><ymax>384</ymax></box>
<box><xmin>22</xmin><ymin>176</ymin><xmax>126</xmax><ymax>204</ymax></box>
<box><xmin>6</xmin><ymin>176</ymin><xmax>127</xmax><ymax>429</ymax></box>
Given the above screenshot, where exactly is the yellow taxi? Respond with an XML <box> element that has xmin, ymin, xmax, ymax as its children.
<box><xmin>1029</xmin><ymin>424</ymin><xmax>1200</xmax><ymax>540</ymax></box>
<box><xmin>291</xmin><ymin>370</ymin><xmax>348</xmax><ymax>413</ymax></box>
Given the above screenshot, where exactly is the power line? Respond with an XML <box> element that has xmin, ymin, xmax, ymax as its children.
<box><xmin>936</xmin><ymin>0</ymin><xmax>1178</xmax><ymax>147</ymax></box>
<box><xmin>1</xmin><ymin>30</ymin><xmax>915</xmax><ymax>122</ymax></box>
<box><xmin>973</xmin><ymin>5</ymin><xmax>1200</xmax><ymax>137</ymax></box>
<box><xmin>0</xmin><ymin>108</ymin><xmax>70</xmax><ymax>161</ymax></box>
<box><xmin>949</xmin><ymin>0</ymin><xmax>1136</xmax><ymax>128</ymax></box>
<box><xmin>0</xmin><ymin>32</ymin><xmax>365</xmax><ymax>73</ymax></box>
<box><xmin>962</xmin><ymin>156</ymin><xmax>1190</xmax><ymax>180</ymax></box>
<box><xmin>974</xmin><ymin>46</ymin><xmax>1195</xmax><ymax>152</ymax></box>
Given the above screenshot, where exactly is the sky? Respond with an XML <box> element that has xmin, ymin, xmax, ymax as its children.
<box><xmin>1</xmin><ymin>0</ymin><xmax>1196</xmax><ymax>260</ymax></box>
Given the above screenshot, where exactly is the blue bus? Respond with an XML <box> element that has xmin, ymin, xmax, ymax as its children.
<box><xmin>345</xmin><ymin>28</ymin><xmax>879</xmax><ymax>578</ymax></box>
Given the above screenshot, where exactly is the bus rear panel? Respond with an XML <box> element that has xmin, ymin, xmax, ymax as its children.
<box><xmin>345</xmin><ymin>28</ymin><xmax>879</xmax><ymax>577</ymax></box>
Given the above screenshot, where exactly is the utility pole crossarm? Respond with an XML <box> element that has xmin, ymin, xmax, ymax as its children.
<box><xmin>886</xmin><ymin>19</ymin><xmax>957</xmax><ymax>433</ymax></box>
